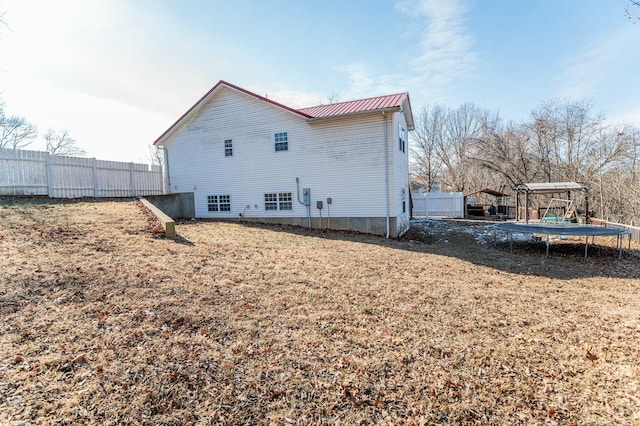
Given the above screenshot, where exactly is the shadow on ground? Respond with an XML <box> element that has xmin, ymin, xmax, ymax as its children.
<box><xmin>210</xmin><ymin>218</ymin><xmax>640</xmax><ymax>281</ymax></box>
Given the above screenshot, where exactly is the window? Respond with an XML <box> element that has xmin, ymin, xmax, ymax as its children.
<box><xmin>265</xmin><ymin>193</ymin><xmax>278</xmax><ymax>211</ymax></box>
<box><xmin>208</xmin><ymin>195</ymin><xmax>231</xmax><ymax>212</ymax></box>
<box><xmin>398</xmin><ymin>125</ymin><xmax>406</xmax><ymax>153</ymax></box>
<box><xmin>275</xmin><ymin>132</ymin><xmax>288</xmax><ymax>152</ymax></box>
<box><xmin>264</xmin><ymin>192</ymin><xmax>293</xmax><ymax>211</ymax></box>
<box><xmin>279</xmin><ymin>192</ymin><xmax>292</xmax><ymax>210</ymax></box>
<box><xmin>224</xmin><ymin>139</ymin><xmax>233</xmax><ymax>157</ymax></box>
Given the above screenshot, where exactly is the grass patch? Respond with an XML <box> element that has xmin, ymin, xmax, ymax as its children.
<box><xmin>0</xmin><ymin>198</ymin><xmax>639</xmax><ymax>424</ymax></box>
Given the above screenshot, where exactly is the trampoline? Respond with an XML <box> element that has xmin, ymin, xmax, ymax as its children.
<box><xmin>494</xmin><ymin>222</ymin><xmax>631</xmax><ymax>259</ymax></box>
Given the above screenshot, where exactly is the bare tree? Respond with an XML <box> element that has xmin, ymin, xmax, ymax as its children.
<box><xmin>409</xmin><ymin>98</ymin><xmax>640</xmax><ymax>225</ymax></box>
<box><xmin>474</xmin><ymin>120</ymin><xmax>540</xmax><ymax>186</ymax></box>
<box><xmin>410</xmin><ymin>105</ymin><xmax>444</xmax><ymax>191</ymax></box>
<box><xmin>324</xmin><ymin>92</ymin><xmax>342</xmax><ymax>104</ymax></box>
<box><xmin>147</xmin><ymin>144</ymin><xmax>163</xmax><ymax>166</ymax></box>
<box><xmin>44</xmin><ymin>129</ymin><xmax>86</xmax><ymax>156</ymax></box>
<box><xmin>625</xmin><ymin>0</ymin><xmax>640</xmax><ymax>20</ymax></box>
<box><xmin>437</xmin><ymin>103</ymin><xmax>486</xmax><ymax>192</ymax></box>
<box><xmin>0</xmin><ymin>105</ymin><xmax>38</xmax><ymax>149</ymax></box>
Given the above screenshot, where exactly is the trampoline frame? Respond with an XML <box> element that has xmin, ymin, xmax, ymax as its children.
<box><xmin>494</xmin><ymin>222</ymin><xmax>631</xmax><ymax>259</ymax></box>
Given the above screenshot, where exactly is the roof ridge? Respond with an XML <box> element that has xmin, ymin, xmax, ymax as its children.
<box><xmin>299</xmin><ymin>92</ymin><xmax>408</xmax><ymax>111</ymax></box>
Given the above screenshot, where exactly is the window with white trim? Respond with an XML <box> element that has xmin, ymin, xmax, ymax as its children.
<box><xmin>208</xmin><ymin>195</ymin><xmax>231</xmax><ymax>212</ymax></box>
<box><xmin>224</xmin><ymin>139</ymin><xmax>233</xmax><ymax>157</ymax></box>
<box><xmin>275</xmin><ymin>132</ymin><xmax>288</xmax><ymax>152</ymax></box>
<box><xmin>264</xmin><ymin>192</ymin><xmax>292</xmax><ymax>211</ymax></box>
<box><xmin>398</xmin><ymin>124</ymin><xmax>406</xmax><ymax>153</ymax></box>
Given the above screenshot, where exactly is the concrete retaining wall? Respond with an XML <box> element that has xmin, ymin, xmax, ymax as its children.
<box><xmin>140</xmin><ymin>198</ymin><xmax>176</xmax><ymax>239</ymax></box>
<box><xmin>144</xmin><ymin>193</ymin><xmax>195</xmax><ymax>219</ymax></box>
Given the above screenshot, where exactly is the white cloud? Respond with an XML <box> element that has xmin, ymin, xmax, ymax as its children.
<box><xmin>331</xmin><ymin>0</ymin><xmax>477</xmax><ymax>104</ymax></box>
<box><xmin>269</xmin><ymin>89</ymin><xmax>325</xmax><ymax>109</ymax></box>
<box><xmin>396</xmin><ymin>0</ymin><xmax>477</xmax><ymax>93</ymax></box>
<box><xmin>0</xmin><ymin>0</ymin><xmax>209</xmax><ymax>162</ymax></box>
<box><xmin>557</xmin><ymin>27</ymin><xmax>637</xmax><ymax>99</ymax></box>
<box><xmin>608</xmin><ymin>109</ymin><xmax>640</xmax><ymax>127</ymax></box>
<box><xmin>339</xmin><ymin>63</ymin><xmax>376</xmax><ymax>98</ymax></box>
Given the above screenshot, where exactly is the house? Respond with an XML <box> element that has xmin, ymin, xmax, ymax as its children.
<box><xmin>153</xmin><ymin>80</ymin><xmax>414</xmax><ymax>237</ymax></box>
<box><xmin>410</xmin><ymin>177</ymin><xmax>429</xmax><ymax>193</ymax></box>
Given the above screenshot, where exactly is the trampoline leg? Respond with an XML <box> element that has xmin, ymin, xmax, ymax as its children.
<box><xmin>584</xmin><ymin>236</ymin><xmax>588</xmax><ymax>259</ymax></box>
<box><xmin>510</xmin><ymin>233</ymin><xmax>513</xmax><ymax>253</ymax></box>
<box><xmin>619</xmin><ymin>235</ymin><xmax>623</xmax><ymax>260</ymax></box>
<box><xmin>546</xmin><ymin>234</ymin><xmax>549</xmax><ymax>258</ymax></box>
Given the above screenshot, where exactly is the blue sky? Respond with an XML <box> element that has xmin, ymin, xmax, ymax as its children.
<box><xmin>1</xmin><ymin>0</ymin><xmax>638</xmax><ymax>163</ymax></box>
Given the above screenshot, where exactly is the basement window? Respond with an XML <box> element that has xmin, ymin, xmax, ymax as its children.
<box><xmin>265</xmin><ymin>192</ymin><xmax>292</xmax><ymax>210</ymax></box>
<box><xmin>275</xmin><ymin>132</ymin><xmax>288</xmax><ymax>152</ymax></box>
<box><xmin>224</xmin><ymin>139</ymin><xmax>233</xmax><ymax>157</ymax></box>
<box><xmin>208</xmin><ymin>195</ymin><xmax>231</xmax><ymax>212</ymax></box>
<box><xmin>279</xmin><ymin>192</ymin><xmax>292</xmax><ymax>210</ymax></box>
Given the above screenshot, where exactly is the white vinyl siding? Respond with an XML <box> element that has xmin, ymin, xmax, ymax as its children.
<box><xmin>392</xmin><ymin>112</ymin><xmax>411</xmax><ymax>235</ymax></box>
<box><xmin>162</xmin><ymin>86</ymin><xmax>405</xmax><ymax>221</ymax></box>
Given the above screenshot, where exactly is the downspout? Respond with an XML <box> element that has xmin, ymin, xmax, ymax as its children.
<box><xmin>296</xmin><ymin>177</ymin><xmax>311</xmax><ymax>228</ymax></box>
<box><xmin>382</xmin><ymin>111</ymin><xmax>390</xmax><ymax>238</ymax></box>
<box><xmin>161</xmin><ymin>147</ymin><xmax>170</xmax><ymax>193</ymax></box>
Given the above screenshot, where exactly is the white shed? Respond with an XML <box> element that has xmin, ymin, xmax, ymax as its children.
<box><xmin>153</xmin><ymin>81</ymin><xmax>414</xmax><ymax>238</ymax></box>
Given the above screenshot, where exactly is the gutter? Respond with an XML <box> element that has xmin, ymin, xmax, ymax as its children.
<box><xmin>157</xmin><ymin>146</ymin><xmax>170</xmax><ymax>193</ymax></box>
<box><xmin>305</xmin><ymin>107</ymin><xmax>400</xmax><ymax>124</ymax></box>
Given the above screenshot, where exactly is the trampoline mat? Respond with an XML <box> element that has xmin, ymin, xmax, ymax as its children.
<box><xmin>495</xmin><ymin>222</ymin><xmax>631</xmax><ymax>237</ymax></box>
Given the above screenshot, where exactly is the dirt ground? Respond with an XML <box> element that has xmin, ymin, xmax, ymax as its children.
<box><xmin>1</xmin><ymin>197</ymin><xmax>639</xmax><ymax>425</ymax></box>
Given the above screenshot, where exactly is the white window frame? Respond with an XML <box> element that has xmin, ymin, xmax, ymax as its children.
<box><xmin>264</xmin><ymin>192</ymin><xmax>292</xmax><ymax>210</ymax></box>
<box><xmin>208</xmin><ymin>194</ymin><xmax>231</xmax><ymax>212</ymax></box>
<box><xmin>398</xmin><ymin>124</ymin><xmax>406</xmax><ymax>153</ymax></box>
<box><xmin>275</xmin><ymin>132</ymin><xmax>289</xmax><ymax>152</ymax></box>
<box><xmin>224</xmin><ymin>139</ymin><xmax>233</xmax><ymax>157</ymax></box>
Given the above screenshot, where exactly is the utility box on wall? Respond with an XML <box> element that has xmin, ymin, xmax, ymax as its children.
<box><xmin>303</xmin><ymin>188</ymin><xmax>311</xmax><ymax>206</ymax></box>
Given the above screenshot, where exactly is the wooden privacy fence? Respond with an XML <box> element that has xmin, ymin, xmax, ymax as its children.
<box><xmin>0</xmin><ymin>148</ymin><xmax>163</xmax><ymax>198</ymax></box>
<box><xmin>412</xmin><ymin>192</ymin><xmax>464</xmax><ymax>218</ymax></box>
<box><xmin>602</xmin><ymin>221</ymin><xmax>640</xmax><ymax>244</ymax></box>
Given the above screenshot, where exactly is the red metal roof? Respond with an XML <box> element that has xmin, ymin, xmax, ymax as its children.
<box><xmin>465</xmin><ymin>188</ymin><xmax>511</xmax><ymax>198</ymax></box>
<box><xmin>298</xmin><ymin>93</ymin><xmax>410</xmax><ymax>118</ymax></box>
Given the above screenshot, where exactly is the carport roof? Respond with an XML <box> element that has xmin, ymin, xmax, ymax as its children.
<box><xmin>515</xmin><ymin>182</ymin><xmax>586</xmax><ymax>194</ymax></box>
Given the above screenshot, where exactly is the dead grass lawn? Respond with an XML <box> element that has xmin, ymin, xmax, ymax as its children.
<box><xmin>1</xmin><ymin>198</ymin><xmax>639</xmax><ymax>425</ymax></box>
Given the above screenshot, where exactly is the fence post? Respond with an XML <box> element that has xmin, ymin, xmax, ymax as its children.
<box><xmin>425</xmin><ymin>195</ymin><xmax>429</xmax><ymax>217</ymax></box>
<box><xmin>130</xmin><ymin>162</ymin><xmax>135</xmax><ymax>197</ymax></box>
<box><xmin>46</xmin><ymin>152</ymin><xmax>53</xmax><ymax>196</ymax></box>
<box><xmin>93</xmin><ymin>158</ymin><xmax>98</xmax><ymax>197</ymax></box>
